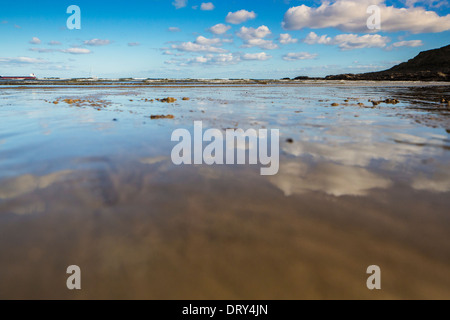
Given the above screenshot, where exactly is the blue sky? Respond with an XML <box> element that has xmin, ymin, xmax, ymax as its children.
<box><xmin>0</xmin><ymin>0</ymin><xmax>449</xmax><ymax>78</ymax></box>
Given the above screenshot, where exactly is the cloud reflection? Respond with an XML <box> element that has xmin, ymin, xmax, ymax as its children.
<box><xmin>270</xmin><ymin>161</ymin><xmax>391</xmax><ymax>196</ymax></box>
<box><xmin>0</xmin><ymin>170</ymin><xmax>73</xmax><ymax>200</ymax></box>
<box><xmin>275</xmin><ymin>131</ymin><xmax>450</xmax><ymax>196</ymax></box>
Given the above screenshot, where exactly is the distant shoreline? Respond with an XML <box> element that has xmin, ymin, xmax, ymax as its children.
<box><xmin>1</xmin><ymin>79</ymin><xmax>450</xmax><ymax>88</ymax></box>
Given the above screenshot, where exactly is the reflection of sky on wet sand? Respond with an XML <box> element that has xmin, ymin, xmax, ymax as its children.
<box><xmin>0</xmin><ymin>170</ymin><xmax>73</xmax><ymax>200</ymax></box>
<box><xmin>270</xmin><ymin>162</ymin><xmax>392</xmax><ymax>196</ymax></box>
<box><xmin>0</xmin><ymin>84</ymin><xmax>450</xmax><ymax>299</ymax></box>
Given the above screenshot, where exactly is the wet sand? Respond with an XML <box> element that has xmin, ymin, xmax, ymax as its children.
<box><xmin>0</xmin><ymin>83</ymin><xmax>449</xmax><ymax>299</ymax></box>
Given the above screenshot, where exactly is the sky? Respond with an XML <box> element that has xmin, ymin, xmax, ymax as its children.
<box><xmin>0</xmin><ymin>0</ymin><xmax>449</xmax><ymax>79</ymax></box>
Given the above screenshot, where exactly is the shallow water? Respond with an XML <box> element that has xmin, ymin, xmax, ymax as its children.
<box><xmin>0</xmin><ymin>83</ymin><xmax>449</xmax><ymax>299</ymax></box>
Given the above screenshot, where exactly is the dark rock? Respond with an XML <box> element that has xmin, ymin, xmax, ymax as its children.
<box><xmin>325</xmin><ymin>45</ymin><xmax>450</xmax><ymax>82</ymax></box>
<box><xmin>293</xmin><ymin>76</ymin><xmax>310</xmax><ymax>80</ymax></box>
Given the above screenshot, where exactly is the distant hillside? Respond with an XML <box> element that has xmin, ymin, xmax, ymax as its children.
<box><xmin>324</xmin><ymin>45</ymin><xmax>450</xmax><ymax>81</ymax></box>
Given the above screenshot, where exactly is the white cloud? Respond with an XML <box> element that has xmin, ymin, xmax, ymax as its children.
<box><xmin>128</xmin><ymin>42</ymin><xmax>140</xmax><ymax>46</ymax></box>
<box><xmin>391</xmin><ymin>40</ymin><xmax>423</xmax><ymax>47</ymax></box>
<box><xmin>172</xmin><ymin>42</ymin><xmax>227</xmax><ymax>53</ymax></box>
<box><xmin>304</xmin><ymin>32</ymin><xmax>390</xmax><ymax>50</ymax></box>
<box><xmin>279</xmin><ymin>33</ymin><xmax>298</xmax><ymax>44</ymax></box>
<box><xmin>201</xmin><ymin>2</ymin><xmax>215</xmax><ymax>11</ymax></box>
<box><xmin>168</xmin><ymin>27</ymin><xmax>181</xmax><ymax>32</ymax></box>
<box><xmin>283</xmin><ymin>52</ymin><xmax>318</xmax><ymax>61</ymax></box>
<box><xmin>29</xmin><ymin>48</ymin><xmax>55</xmax><ymax>53</ymax></box>
<box><xmin>172</xmin><ymin>0</ymin><xmax>187</xmax><ymax>9</ymax></box>
<box><xmin>48</xmin><ymin>41</ymin><xmax>61</xmax><ymax>46</ymax></box>
<box><xmin>226</xmin><ymin>9</ymin><xmax>256</xmax><ymax>24</ymax></box>
<box><xmin>403</xmin><ymin>0</ymin><xmax>449</xmax><ymax>8</ymax></box>
<box><xmin>0</xmin><ymin>57</ymin><xmax>46</xmax><ymax>64</ymax></box>
<box><xmin>195</xmin><ymin>36</ymin><xmax>221</xmax><ymax>45</ymax></box>
<box><xmin>237</xmin><ymin>26</ymin><xmax>279</xmax><ymax>50</ymax></box>
<box><xmin>304</xmin><ymin>32</ymin><xmax>332</xmax><ymax>45</ymax></box>
<box><xmin>167</xmin><ymin>51</ymin><xmax>274</xmax><ymax>67</ymax></box>
<box><xmin>188</xmin><ymin>53</ymin><xmax>240</xmax><ymax>66</ymax></box>
<box><xmin>61</xmin><ymin>48</ymin><xmax>91</xmax><ymax>54</ymax></box>
<box><xmin>282</xmin><ymin>0</ymin><xmax>450</xmax><ymax>33</ymax></box>
<box><xmin>237</xmin><ymin>26</ymin><xmax>271</xmax><ymax>40</ymax></box>
<box><xmin>241</xmin><ymin>52</ymin><xmax>272</xmax><ymax>61</ymax></box>
<box><xmin>84</xmin><ymin>39</ymin><xmax>111</xmax><ymax>46</ymax></box>
<box><xmin>29</xmin><ymin>37</ymin><xmax>41</xmax><ymax>44</ymax></box>
<box><xmin>242</xmin><ymin>39</ymin><xmax>278</xmax><ymax>50</ymax></box>
<box><xmin>209</xmin><ymin>23</ymin><xmax>231</xmax><ymax>34</ymax></box>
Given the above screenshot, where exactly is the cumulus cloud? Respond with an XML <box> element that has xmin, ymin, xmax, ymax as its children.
<box><xmin>241</xmin><ymin>39</ymin><xmax>278</xmax><ymax>50</ymax></box>
<box><xmin>304</xmin><ymin>32</ymin><xmax>332</xmax><ymax>45</ymax></box>
<box><xmin>29</xmin><ymin>37</ymin><xmax>41</xmax><ymax>44</ymax></box>
<box><xmin>61</xmin><ymin>48</ymin><xmax>91</xmax><ymax>54</ymax></box>
<box><xmin>48</xmin><ymin>41</ymin><xmax>61</xmax><ymax>46</ymax></box>
<box><xmin>241</xmin><ymin>52</ymin><xmax>272</xmax><ymax>61</ymax></box>
<box><xmin>201</xmin><ymin>2</ymin><xmax>214</xmax><ymax>11</ymax></box>
<box><xmin>304</xmin><ymin>31</ymin><xmax>390</xmax><ymax>50</ymax></box>
<box><xmin>208</xmin><ymin>23</ymin><xmax>231</xmax><ymax>35</ymax></box>
<box><xmin>237</xmin><ymin>26</ymin><xmax>271</xmax><ymax>40</ymax></box>
<box><xmin>187</xmin><ymin>53</ymin><xmax>240</xmax><ymax>66</ymax></box>
<box><xmin>172</xmin><ymin>0</ymin><xmax>187</xmax><ymax>9</ymax></box>
<box><xmin>168</xmin><ymin>51</ymin><xmax>273</xmax><ymax>67</ymax></box>
<box><xmin>168</xmin><ymin>27</ymin><xmax>181</xmax><ymax>32</ymax></box>
<box><xmin>237</xmin><ymin>26</ymin><xmax>279</xmax><ymax>50</ymax></box>
<box><xmin>171</xmin><ymin>42</ymin><xmax>227</xmax><ymax>53</ymax></box>
<box><xmin>226</xmin><ymin>9</ymin><xmax>256</xmax><ymax>24</ymax></box>
<box><xmin>283</xmin><ymin>52</ymin><xmax>318</xmax><ymax>61</ymax></box>
<box><xmin>195</xmin><ymin>36</ymin><xmax>221</xmax><ymax>45</ymax></box>
<box><xmin>282</xmin><ymin>0</ymin><xmax>450</xmax><ymax>34</ymax></box>
<box><xmin>279</xmin><ymin>33</ymin><xmax>298</xmax><ymax>44</ymax></box>
<box><xmin>128</xmin><ymin>42</ymin><xmax>140</xmax><ymax>46</ymax></box>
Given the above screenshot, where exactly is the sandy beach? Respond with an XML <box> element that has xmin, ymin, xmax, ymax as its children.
<box><xmin>0</xmin><ymin>82</ymin><xmax>449</xmax><ymax>299</ymax></box>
